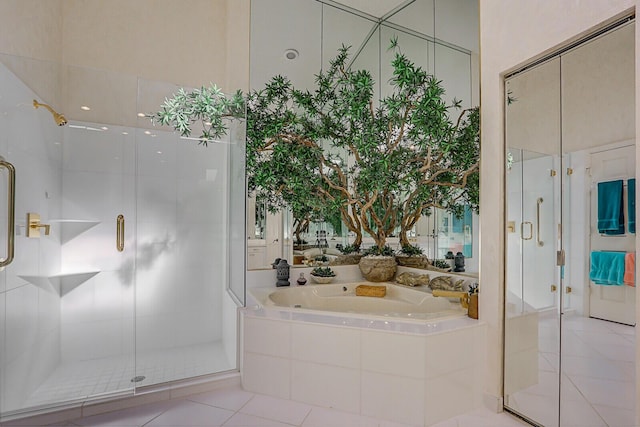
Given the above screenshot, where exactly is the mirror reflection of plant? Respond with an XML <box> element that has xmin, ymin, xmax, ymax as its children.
<box><xmin>152</xmin><ymin>40</ymin><xmax>479</xmax><ymax>255</ymax></box>
<box><xmin>362</xmin><ymin>245</ymin><xmax>395</xmax><ymax>257</ymax></box>
<box><xmin>247</xmin><ymin>42</ymin><xmax>479</xmax><ymax>251</ymax></box>
<box><xmin>339</xmin><ymin>244</ymin><xmax>360</xmax><ymax>255</ymax></box>
<box><xmin>311</xmin><ymin>266</ymin><xmax>336</xmax><ymax>277</ymax></box>
<box><xmin>432</xmin><ymin>259</ymin><xmax>451</xmax><ymax>270</ymax></box>
<box><xmin>398</xmin><ymin>244</ymin><xmax>424</xmax><ymax>256</ymax></box>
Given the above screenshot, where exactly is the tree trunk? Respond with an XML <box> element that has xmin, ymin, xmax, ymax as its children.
<box><xmin>399</xmin><ymin>231</ymin><xmax>410</xmax><ymax>248</ymax></box>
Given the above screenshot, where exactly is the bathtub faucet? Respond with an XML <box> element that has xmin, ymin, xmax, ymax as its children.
<box><xmin>432</xmin><ymin>289</ymin><xmax>469</xmax><ymax>309</ymax></box>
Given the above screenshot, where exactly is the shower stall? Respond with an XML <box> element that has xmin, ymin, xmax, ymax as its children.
<box><xmin>0</xmin><ymin>53</ymin><xmax>245</xmax><ymax>420</ymax></box>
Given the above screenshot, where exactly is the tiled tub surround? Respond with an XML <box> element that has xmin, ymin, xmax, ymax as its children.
<box><xmin>241</xmin><ymin>284</ymin><xmax>487</xmax><ymax>427</ymax></box>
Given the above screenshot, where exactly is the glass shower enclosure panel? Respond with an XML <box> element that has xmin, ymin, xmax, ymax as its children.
<box><xmin>0</xmin><ymin>56</ymin><xmax>137</xmax><ymax>419</ymax></box>
<box><xmin>134</xmin><ymin>80</ymin><xmax>242</xmax><ymax>388</ymax></box>
<box><xmin>504</xmin><ymin>57</ymin><xmax>562</xmax><ymax>427</ymax></box>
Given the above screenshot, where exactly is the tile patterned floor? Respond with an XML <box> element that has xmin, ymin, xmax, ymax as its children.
<box><xmin>7</xmin><ymin>384</ymin><xmax>530</xmax><ymax>427</ymax></box>
<box><xmin>506</xmin><ymin>314</ymin><xmax>637</xmax><ymax>426</ymax></box>
<box><xmin>4</xmin><ymin>315</ymin><xmax>635</xmax><ymax>426</ymax></box>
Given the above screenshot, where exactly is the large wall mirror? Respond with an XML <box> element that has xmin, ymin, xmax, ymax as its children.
<box><xmin>247</xmin><ymin>0</ymin><xmax>479</xmax><ymax>271</ymax></box>
<box><xmin>504</xmin><ymin>19</ymin><xmax>636</xmax><ymax>427</ymax></box>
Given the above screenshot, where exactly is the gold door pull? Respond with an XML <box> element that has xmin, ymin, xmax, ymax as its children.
<box><xmin>27</xmin><ymin>213</ymin><xmax>51</xmax><ymax>238</ymax></box>
<box><xmin>536</xmin><ymin>197</ymin><xmax>544</xmax><ymax>247</ymax></box>
<box><xmin>0</xmin><ymin>157</ymin><xmax>15</xmax><ymax>266</ymax></box>
<box><xmin>551</xmin><ymin>284</ymin><xmax>557</xmax><ymax>292</ymax></box>
<box><xmin>116</xmin><ymin>214</ymin><xmax>125</xmax><ymax>252</ymax></box>
<box><xmin>521</xmin><ymin>221</ymin><xmax>533</xmax><ymax>240</ymax></box>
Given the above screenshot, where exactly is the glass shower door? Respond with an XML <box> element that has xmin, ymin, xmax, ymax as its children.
<box><xmin>504</xmin><ymin>148</ymin><xmax>561</xmax><ymax>427</ymax></box>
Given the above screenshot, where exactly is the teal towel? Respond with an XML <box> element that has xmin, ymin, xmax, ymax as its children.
<box><xmin>452</xmin><ymin>206</ymin><xmax>472</xmax><ymax>233</ymax></box>
<box><xmin>629</xmin><ymin>179</ymin><xmax>636</xmax><ymax>234</ymax></box>
<box><xmin>597</xmin><ymin>180</ymin><xmax>625</xmax><ymax>235</ymax></box>
<box><xmin>590</xmin><ymin>251</ymin><xmax>625</xmax><ymax>286</ymax></box>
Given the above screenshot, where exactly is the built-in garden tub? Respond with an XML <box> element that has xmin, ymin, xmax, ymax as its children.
<box><xmin>241</xmin><ymin>282</ymin><xmax>486</xmax><ymax>427</ymax></box>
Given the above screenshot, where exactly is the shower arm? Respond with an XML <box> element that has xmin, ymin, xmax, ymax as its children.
<box><xmin>33</xmin><ymin>99</ymin><xmax>67</xmax><ymax>126</ymax></box>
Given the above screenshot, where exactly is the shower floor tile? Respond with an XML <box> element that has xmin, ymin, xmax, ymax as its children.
<box><xmin>22</xmin><ymin>341</ymin><xmax>233</xmax><ymax>409</ymax></box>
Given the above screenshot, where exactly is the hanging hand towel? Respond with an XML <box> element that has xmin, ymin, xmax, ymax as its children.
<box><xmin>589</xmin><ymin>251</ymin><xmax>625</xmax><ymax>286</ymax></box>
<box><xmin>597</xmin><ymin>180</ymin><xmax>625</xmax><ymax>235</ymax></box>
<box><xmin>624</xmin><ymin>252</ymin><xmax>635</xmax><ymax>286</ymax></box>
<box><xmin>629</xmin><ymin>178</ymin><xmax>636</xmax><ymax>234</ymax></box>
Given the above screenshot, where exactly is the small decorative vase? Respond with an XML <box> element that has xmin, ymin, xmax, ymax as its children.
<box><xmin>296</xmin><ymin>272</ymin><xmax>307</xmax><ymax>286</ymax></box>
<box><xmin>310</xmin><ymin>274</ymin><xmax>334</xmax><ymax>284</ymax></box>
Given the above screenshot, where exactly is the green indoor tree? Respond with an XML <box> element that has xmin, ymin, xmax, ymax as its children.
<box><xmin>152</xmin><ymin>40</ymin><xmax>479</xmax><ymax>256</ymax></box>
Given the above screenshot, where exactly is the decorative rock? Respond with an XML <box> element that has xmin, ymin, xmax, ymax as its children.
<box><xmin>329</xmin><ymin>254</ymin><xmax>363</xmax><ymax>266</ymax></box>
<box><xmin>428</xmin><ymin>275</ymin><xmax>465</xmax><ymax>291</ymax></box>
<box><xmin>358</xmin><ymin>256</ymin><xmax>397</xmax><ymax>282</ymax></box>
<box><xmin>395</xmin><ymin>272</ymin><xmax>431</xmax><ymax>287</ymax></box>
<box><xmin>395</xmin><ymin>255</ymin><xmax>431</xmax><ymax>269</ymax></box>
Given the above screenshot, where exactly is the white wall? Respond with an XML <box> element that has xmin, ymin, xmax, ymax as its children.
<box><xmin>479</xmin><ymin>0</ymin><xmax>637</xmax><ymax>409</ymax></box>
<box><xmin>0</xmin><ymin>0</ymin><xmax>250</xmax><ymax>128</ymax></box>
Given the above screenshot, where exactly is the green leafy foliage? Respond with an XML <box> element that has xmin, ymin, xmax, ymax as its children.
<box><xmin>151</xmin><ymin>85</ymin><xmax>244</xmax><ymax>146</ymax></box>
<box><xmin>399</xmin><ymin>244</ymin><xmax>424</xmax><ymax>256</ymax></box>
<box><xmin>432</xmin><ymin>259</ymin><xmax>451</xmax><ymax>270</ymax></box>
<box><xmin>339</xmin><ymin>244</ymin><xmax>361</xmax><ymax>255</ymax></box>
<box><xmin>311</xmin><ymin>266</ymin><xmax>336</xmax><ymax>277</ymax></box>
<box><xmin>363</xmin><ymin>245</ymin><xmax>395</xmax><ymax>257</ymax></box>
<box><xmin>152</xmin><ymin>42</ymin><xmax>480</xmax><ymax>250</ymax></box>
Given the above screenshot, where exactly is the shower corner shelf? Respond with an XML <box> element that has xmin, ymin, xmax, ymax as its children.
<box><xmin>19</xmin><ymin>271</ymin><xmax>100</xmax><ymax>296</ymax></box>
<box><xmin>48</xmin><ymin>219</ymin><xmax>101</xmax><ymax>244</ymax></box>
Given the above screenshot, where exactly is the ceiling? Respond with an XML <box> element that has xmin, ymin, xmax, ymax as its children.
<box><xmin>328</xmin><ymin>0</ymin><xmax>409</xmax><ymax>18</ymax></box>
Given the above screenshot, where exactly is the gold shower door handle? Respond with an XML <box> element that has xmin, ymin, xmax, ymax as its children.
<box><xmin>116</xmin><ymin>214</ymin><xmax>125</xmax><ymax>252</ymax></box>
<box><xmin>520</xmin><ymin>221</ymin><xmax>533</xmax><ymax>240</ymax></box>
<box><xmin>536</xmin><ymin>197</ymin><xmax>544</xmax><ymax>247</ymax></box>
<box><xmin>0</xmin><ymin>157</ymin><xmax>15</xmax><ymax>267</ymax></box>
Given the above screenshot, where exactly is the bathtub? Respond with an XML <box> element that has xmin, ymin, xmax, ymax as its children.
<box><xmin>261</xmin><ymin>282</ymin><xmax>466</xmax><ymax>320</ymax></box>
<box><xmin>242</xmin><ymin>281</ymin><xmax>486</xmax><ymax>426</ymax></box>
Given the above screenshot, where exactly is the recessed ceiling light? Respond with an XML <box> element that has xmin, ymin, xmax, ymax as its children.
<box><xmin>101</xmin><ymin>126</ymin><xmax>108</xmax><ymax>130</ymax></box>
<box><xmin>284</xmin><ymin>49</ymin><xmax>299</xmax><ymax>60</ymax></box>
<box><xmin>137</xmin><ymin>112</ymin><xmax>146</xmax><ymax>117</ymax></box>
<box><xmin>80</xmin><ymin>106</ymin><xmax>91</xmax><ymax>111</ymax></box>
<box><xmin>144</xmin><ymin>130</ymin><xmax>151</xmax><ymax>135</ymax></box>
<box><xmin>122</xmin><ymin>131</ymin><xmax>129</xmax><ymax>135</ymax></box>
<box><xmin>156</xmin><ymin>151</ymin><xmax>162</xmax><ymax>154</ymax></box>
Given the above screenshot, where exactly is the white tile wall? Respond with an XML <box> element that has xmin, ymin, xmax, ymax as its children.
<box><xmin>361</xmin><ymin>372</ymin><xmax>425</xmax><ymax>426</ymax></box>
<box><xmin>291</xmin><ymin>323</ymin><xmax>360</xmax><ymax>368</ymax></box>
<box><xmin>242</xmin><ymin>309</ymin><xmax>487</xmax><ymax>427</ymax></box>
<box><xmin>292</xmin><ymin>360</ymin><xmax>361</xmax><ymax>412</ymax></box>
<box><xmin>243</xmin><ymin>317</ymin><xmax>290</xmax><ymax>357</ymax></box>
<box><xmin>241</xmin><ymin>352</ymin><xmax>290</xmax><ymax>399</ymax></box>
<box><xmin>361</xmin><ymin>330</ymin><xmax>426</xmax><ymax>378</ymax></box>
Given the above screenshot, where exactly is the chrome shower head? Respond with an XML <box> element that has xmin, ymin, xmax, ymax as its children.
<box><xmin>33</xmin><ymin>99</ymin><xmax>67</xmax><ymax>126</ymax></box>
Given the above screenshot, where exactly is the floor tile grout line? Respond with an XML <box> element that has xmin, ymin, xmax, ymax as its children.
<box><xmin>563</xmin><ymin>373</ymin><xmax>612</xmax><ymax>426</ymax></box>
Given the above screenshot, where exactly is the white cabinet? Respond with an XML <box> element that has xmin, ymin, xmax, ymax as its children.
<box><xmin>247</xmin><ymin>244</ymin><xmax>267</xmax><ymax>270</ymax></box>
